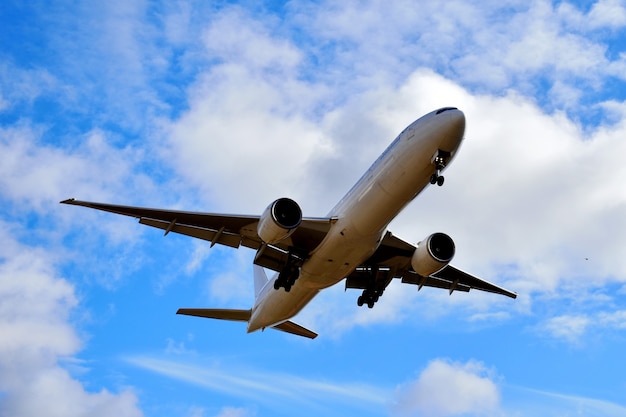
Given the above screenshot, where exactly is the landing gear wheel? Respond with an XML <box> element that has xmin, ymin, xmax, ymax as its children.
<box><xmin>273</xmin><ymin>249</ymin><xmax>305</xmax><ymax>292</ymax></box>
<box><xmin>431</xmin><ymin>151</ymin><xmax>450</xmax><ymax>187</ymax></box>
<box><xmin>358</xmin><ymin>287</ymin><xmax>384</xmax><ymax>308</ymax></box>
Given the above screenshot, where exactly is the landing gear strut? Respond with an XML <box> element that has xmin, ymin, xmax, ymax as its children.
<box><xmin>430</xmin><ymin>150</ymin><xmax>450</xmax><ymax>187</ymax></box>
<box><xmin>273</xmin><ymin>249</ymin><xmax>305</xmax><ymax>292</ymax></box>
<box><xmin>356</xmin><ymin>266</ymin><xmax>385</xmax><ymax>308</ymax></box>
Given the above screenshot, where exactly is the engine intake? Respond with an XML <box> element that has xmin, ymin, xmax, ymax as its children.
<box><xmin>257</xmin><ymin>198</ymin><xmax>303</xmax><ymax>244</ymax></box>
<box><xmin>411</xmin><ymin>232</ymin><xmax>455</xmax><ymax>276</ymax></box>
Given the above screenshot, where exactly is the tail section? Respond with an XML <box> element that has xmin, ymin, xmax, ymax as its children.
<box><xmin>176</xmin><ymin>265</ymin><xmax>318</xmax><ymax>339</ymax></box>
<box><xmin>176</xmin><ymin>308</ymin><xmax>317</xmax><ymax>339</ymax></box>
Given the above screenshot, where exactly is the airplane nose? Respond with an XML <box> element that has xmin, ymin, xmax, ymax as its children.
<box><xmin>436</xmin><ymin>108</ymin><xmax>465</xmax><ymax>151</ymax></box>
<box><xmin>446</xmin><ymin>109</ymin><xmax>465</xmax><ymax>136</ymax></box>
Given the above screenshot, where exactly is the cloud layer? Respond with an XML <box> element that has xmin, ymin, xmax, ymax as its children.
<box><xmin>2</xmin><ymin>1</ymin><xmax>626</xmax><ymax>416</ymax></box>
<box><xmin>0</xmin><ymin>228</ymin><xmax>142</xmax><ymax>417</ymax></box>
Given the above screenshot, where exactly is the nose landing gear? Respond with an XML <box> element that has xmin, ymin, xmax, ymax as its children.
<box><xmin>430</xmin><ymin>150</ymin><xmax>450</xmax><ymax>187</ymax></box>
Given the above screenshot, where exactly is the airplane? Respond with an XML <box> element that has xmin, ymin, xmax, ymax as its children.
<box><xmin>62</xmin><ymin>107</ymin><xmax>516</xmax><ymax>339</ymax></box>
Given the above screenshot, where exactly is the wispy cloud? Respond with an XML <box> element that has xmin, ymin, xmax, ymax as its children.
<box><xmin>125</xmin><ymin>355</ymin><xmax>389</xmax><ymax>413</ymax></box>
<box><xmin>537</xmin><ymin>309</ymin><xmax>626</xmax><ymax>344</ymax></box>
<box><xmin>506</xmin><ymin>384</ymin><xmax>626</xmax><ymax>417</ymax></box>
<box><xmin>536</xmin><ymin>314</ymin><xmax>592</xmax><ymax>344</ymax></box>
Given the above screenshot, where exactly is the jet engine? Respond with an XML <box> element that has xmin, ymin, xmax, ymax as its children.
<box><xmin>411</xmin><ymin>233</ymin><xmax>455</xmax><ymax>276</ymax></box>
<box><xmin>257</xmin><ymin>198</ymin><xmax>303</xmax><ymax>244</ymax></box>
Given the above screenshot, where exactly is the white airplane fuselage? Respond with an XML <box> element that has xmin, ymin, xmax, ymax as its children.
<box><xmin>248</xmin><ymin>108</ymin><xmax>466</xmax><ymax>333</ymax></box>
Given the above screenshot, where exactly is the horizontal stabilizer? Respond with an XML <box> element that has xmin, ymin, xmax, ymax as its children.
<box><xmin>177</xmin><ymin>308</ymin><xmax>251</xmax><ymax>322</ymax></box>
<box><xmin>273</xmin><ymin>321</ymin><xmax>318</xmax><ymax>339</ymax></box>
<box><xmin>177</xmin><ymin>308</ymin><xmax>317</xmax><ymax>339</ymax></box>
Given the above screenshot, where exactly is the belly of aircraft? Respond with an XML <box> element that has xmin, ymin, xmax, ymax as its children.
<box><xmin>248</xmin><ymin>226</ymin><xmax>380</xmax><ymax>331</ymax></box>
<box><xmin>248</xmin><ymin>111</ymin><xmax>466</xmax><ymax>332</ymax></box>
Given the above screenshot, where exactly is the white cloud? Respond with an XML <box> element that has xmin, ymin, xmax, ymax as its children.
<box><xmin>392</xmin><ymin>359</ymin><xmax>500</xmax><ymax>417</ymax></box>
<box><xmin>0</xmin><ymin>124</ymin><xmax>150</xmax><ymax>213</ymax></box>
<box><xmin>538</xmin><ymin>309</ymin><xmax>626</xmax><ymax>343</ymax></box>
<box><xmin>165</xmin><ymin>336</ymin><xmax>196</xmax><ymax>355</ymax></box>
<box><xmin>290</xmin><ymin>0</ymin><xmax>625</xmax><ymax>115</ymax></box>
<box><xmin>52</xmin><ymin>2</ymin><xmax>169</xmax><ymax>130</ymax></box>
<box><xmin>202</xmin><ymin>7</ymin><xmax>302</xmax><ymax>71</ymax></box>
<box><xmin>587</xmin><ymin>0</ymin><xmax>626</xmax><ymax>29</ymax></box>
<box><xmin>163</xmin><ymin>1</ymin><xmax>193</xmax><ymax>46</ymax></box>
<box><xmin>0</xmin><ymin>121</ymin><xmax>169</xmax><ymax>289</ymax></box>
<box><xmin>537</xmin><ymin>314</ymin><xmax>591</xmax><ymax>344</ymax></box>
<box><xmin>165</xmin><ymin>11</ymin><xmax>334</xmax><ymax>212</ymax></box>
<box><xmin>597</xmin><ymin>309</ymin><xmax>626</xmax><ymax>329</ymax></box>
<box><xmin>0</xmin><ymin>63</ymin><xmax>59</xmax><ymax>110</ymax></box>
<box><xmin>184</xmin><ymin>241</ymin><xmax>213</xmax><ymax>275</ymax></box>
<box><xmin>0</xmin><ymin>226</ymin><xmax>142</xmax><ymax>417</ymax></box>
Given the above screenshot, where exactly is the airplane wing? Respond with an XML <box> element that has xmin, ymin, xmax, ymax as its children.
<box><xmin>62</xmin><ymin>199</ymin><xmax>515</xmax><ymax>299</ymax></box>
<box><xmin>345</xmin><ymin>231</ymin><xmax>517</xmax><ymax>299</ymax></box>
<box><xmin>60</xmin><ymin>199</ymin><xmax>333</xmax><ymax>273</ymax></box>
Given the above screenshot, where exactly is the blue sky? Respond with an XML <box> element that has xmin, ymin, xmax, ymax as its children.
<box><xmin>2</xmin><ymin>0</ymin><xmax>626</xmax><ymax>416</ymax></box>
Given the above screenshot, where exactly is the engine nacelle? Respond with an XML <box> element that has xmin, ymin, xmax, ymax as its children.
<box><xmin>257</xmin><ymin>198</ymin><xmax>303</xmax><ymax>244</ymax></box>
<box><xmin>411</xmin><ymin>233</ymin><xmax>455</xmax><ymax>276</ymax></box>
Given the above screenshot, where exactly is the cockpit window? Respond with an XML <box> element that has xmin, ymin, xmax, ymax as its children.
<box><xmin>436</xmin><ymin>107</ymin><xmax>458</xmax><ymax>115</ymax></box>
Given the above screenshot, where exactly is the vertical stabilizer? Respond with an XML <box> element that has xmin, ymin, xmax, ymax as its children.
<box><xmin>253</xmin><ymin>265</ymin><xmax>268</xmax><ymax>298</ymax></box>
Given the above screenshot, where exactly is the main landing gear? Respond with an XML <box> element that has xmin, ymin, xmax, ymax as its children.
<box><xmin>357</xmin><ymin>288</ymin><xmax>384</xmax><ymax>309</ymax></box>
<box><xmin>273</xmin><ymin>250</ymin><xmax>304</xmax><ymax>292</ymax></box>
<box><xmin>356</xmin><ymin>266</ymin><xmax>386</xmax><ymax>308</ymax></box>
<box><xmin>430</xmin><ymin>150</ymin><xmax>450</xmax><ymax>187</ymax></box>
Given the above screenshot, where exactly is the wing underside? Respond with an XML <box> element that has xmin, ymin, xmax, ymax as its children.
<box><xmin>346</xmin><ymin>231</ymin><xmax>517</xmax><ymax>299</ymax></box>
<box><xmin>61</xmin><ymin>199</ymin><xmax>333</xmax><ymax>272</ymax></box>
<box><xmin>62</xmin><ymin>199</ymin><xmax>516</xmax><ymax>300</ymax></box>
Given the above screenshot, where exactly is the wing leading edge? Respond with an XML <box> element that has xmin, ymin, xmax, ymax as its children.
<box><xmin>60</xmin><ymin>199</ymin><xmax>333</xmax><ymax>271</ymax></box>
